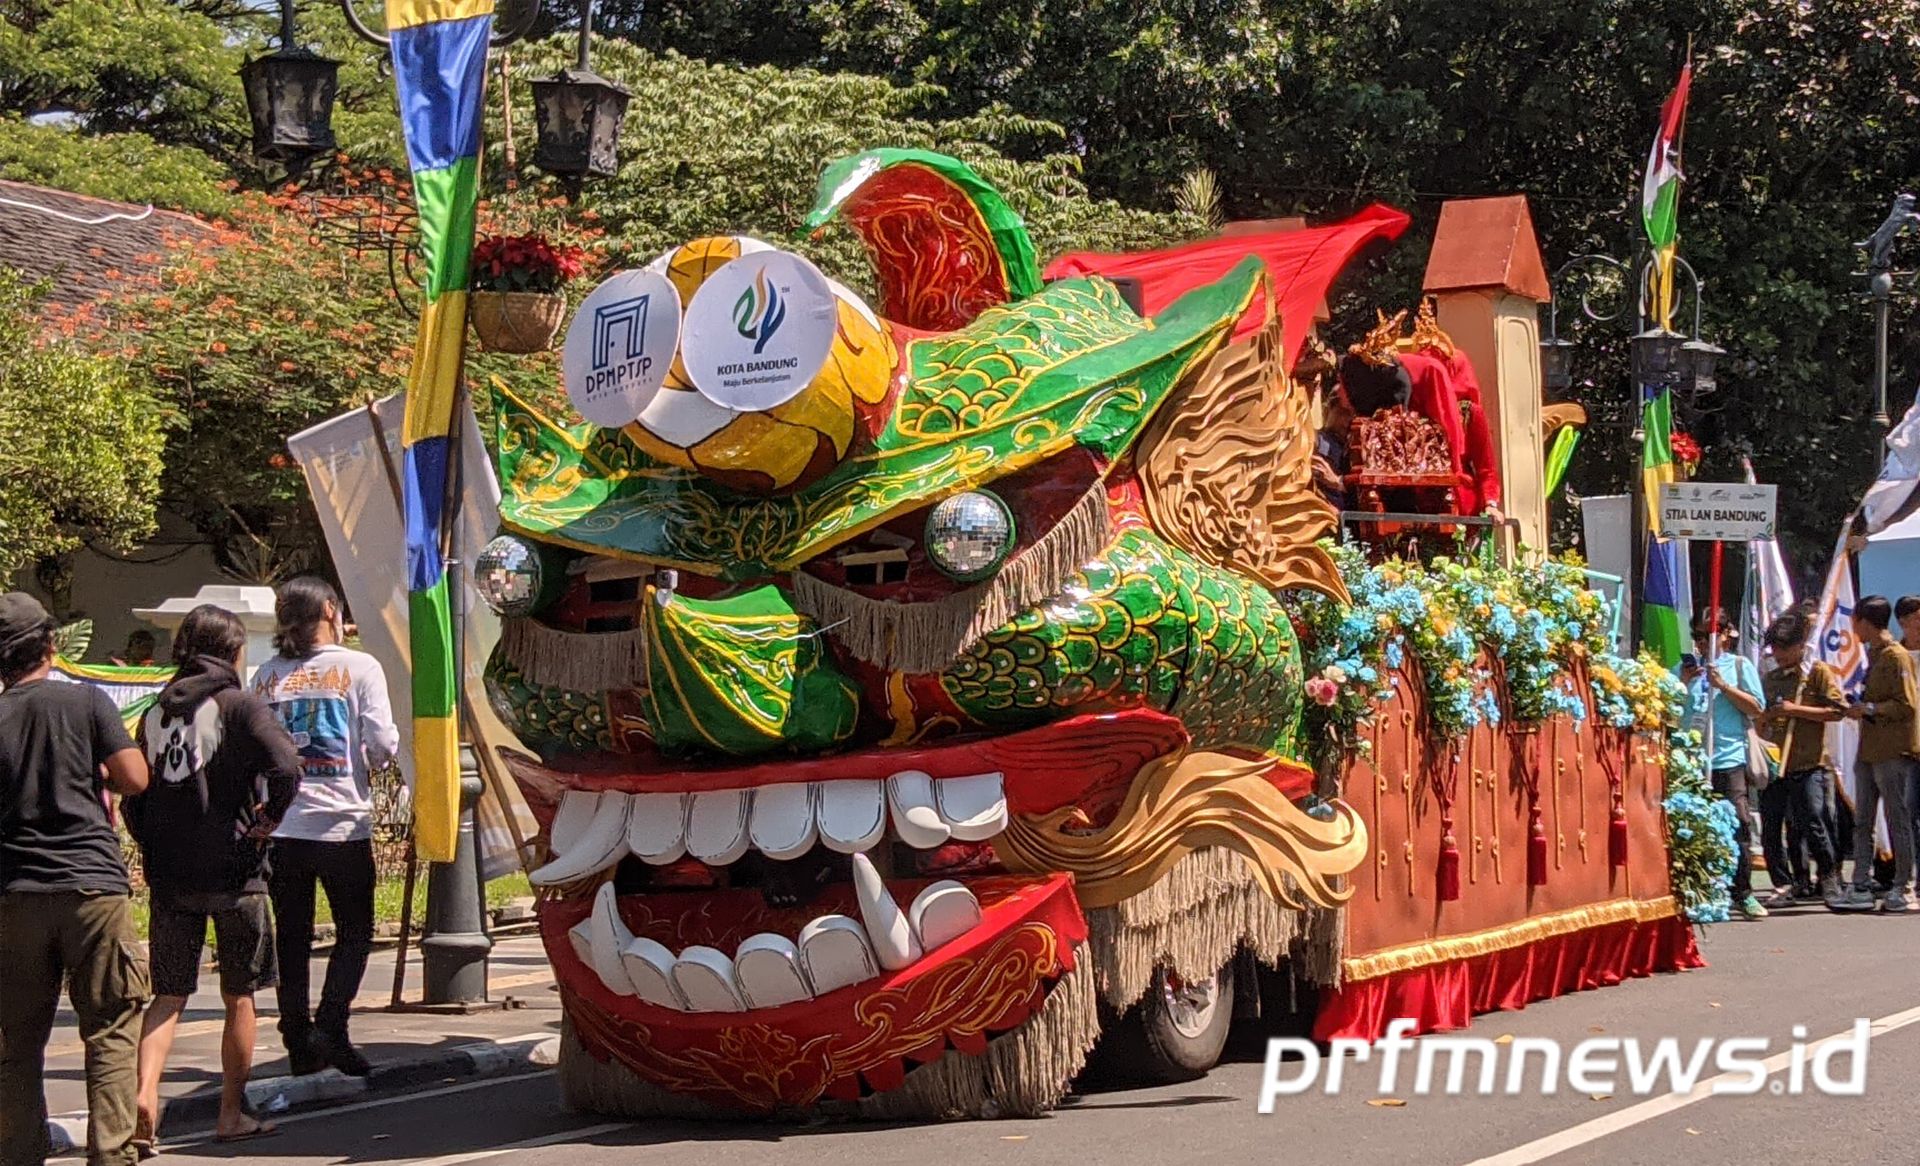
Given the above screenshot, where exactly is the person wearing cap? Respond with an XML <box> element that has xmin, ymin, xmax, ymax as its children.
<box><xmin>0</xmin><ymin>592</ymin><xmax>152</xmax><ymax>1165</ymax></box>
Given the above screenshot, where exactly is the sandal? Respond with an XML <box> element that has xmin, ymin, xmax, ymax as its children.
<box><xmin>213</xmin><ymin>1117</ymin><xmax>279</xmax><ymax>1144</ymax></box>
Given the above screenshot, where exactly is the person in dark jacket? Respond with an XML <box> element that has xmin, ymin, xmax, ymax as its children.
<box><xmin>124</xmin><ymin>606</ymin><xmax>299</xmax><ymax>1147</ymax></box>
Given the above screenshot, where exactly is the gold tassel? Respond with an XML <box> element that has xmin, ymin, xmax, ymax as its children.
<box><xmin>789</xmin><ymin>483</ymin><xmax>1113</xmax><ymax>675</ymax></box>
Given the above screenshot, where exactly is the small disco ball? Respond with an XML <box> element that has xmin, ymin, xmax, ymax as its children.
<box><xmin>474</xmin><ymin>535</ymin><xmax>548</xmax><ymax>617</ymax></box>
<box><xmin>925</xmin><ymin>491</ymin><xmax>1016</xmax><ymax>582</ymax></box>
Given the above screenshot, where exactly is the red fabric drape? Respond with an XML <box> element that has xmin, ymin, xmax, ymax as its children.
<box><xmin>1044</xmin><ymin>204</ymin><xmax>1412</xmax><ymax>370</ymax></box>
<box><xmin>1311</xmin><ymin>915</ymin><xmax>1705</xmax><ymax>1043</ymax></box>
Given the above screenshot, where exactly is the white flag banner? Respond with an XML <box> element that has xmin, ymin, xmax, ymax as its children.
<box><xmin>1811</xmin><ymin>528</ymin><xmax>1887</xmax><ymax>853</ymax></box>
<box><xmin>287</xmin><ymin>395</ymin><xmax>534</xmax><ymax>880</ymax></box>
<box><xmin>1862</xmin><ymin>389</ymin><xmax>1920</xmax><ymax>534</ymax></box>
<box><xmin>1740</xmin><ymin>459</ymin><xmax>1795</xmax><ymax>668</ymax></box>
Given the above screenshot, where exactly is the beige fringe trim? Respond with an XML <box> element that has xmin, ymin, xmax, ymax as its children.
<box><xmin>790</xmin><ymin>484</ymin><xmax>1112</xmax><ymax>674</ymax></box>
<box><xmin>1085</xmin><ymin>847</ymin><xmax>1346</xmax><ymax>1011</ymax></box>
<box><xmin>556</xmin><ymin>954</ymin><xmax>1100</xmax><ymax>1122</ymax></box>
<box><xmin>556</xmin><ymin>1018</ymin><xmax>736</xmax><ymax>1121</ymax></box>
<box><xmin>857</xmin><ymin>946</ymin><xmax>1101</xmax><ymax>1121</ymax></box>
<box><xmin>497</xmin><ymin>616</ymin><xmax>648</xmax><ymax>693</ymax></box>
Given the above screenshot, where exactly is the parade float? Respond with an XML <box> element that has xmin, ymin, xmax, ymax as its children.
<box><xmin>449</xmin><ymin>149</ymin><xmax>1722</xmax><ymax>1119</ymax></box>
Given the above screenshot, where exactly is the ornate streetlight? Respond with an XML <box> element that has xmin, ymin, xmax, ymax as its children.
<box><xmin>1858</xmin><ymin>193</ymin><xmax>1918</xmax><ymax>469</ymax></box>
<box><xmin>239</xmin><ymin>0</ymin><xmax>340</xmax><ymax>166</ymax></box>
<box><xmin>531</xmin><ymin>0</ymin><xmax>631</xmax><ymax>188</ymax></box>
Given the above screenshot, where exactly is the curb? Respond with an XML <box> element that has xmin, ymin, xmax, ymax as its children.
<box><xmin>47</xmin><ymin>1032</ymin><xmax>559</xmax><ymax>1154</ymax></box>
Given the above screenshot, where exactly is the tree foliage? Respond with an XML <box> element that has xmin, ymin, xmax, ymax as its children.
<box><xmin>0</xmin><ymin>269</ymin><xmax>166</xmax><ymax>584</ymax></box>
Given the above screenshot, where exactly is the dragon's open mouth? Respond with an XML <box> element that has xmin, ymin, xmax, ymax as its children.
<box><xmin>501</xmin><ymin>711</ymin><xmax>1219</xmax><ymax>1012</ymax></box>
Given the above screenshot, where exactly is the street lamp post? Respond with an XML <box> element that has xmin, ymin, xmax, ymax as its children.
<box><xmin>1542</xmin><ymin>250</ymin><xmax>1723</xmax><ymax>645</ymax></box>
<box><xmin>1859</xmin><ymin>194</ymin><xmax>1917</xmax><ymax>471</ymax></box>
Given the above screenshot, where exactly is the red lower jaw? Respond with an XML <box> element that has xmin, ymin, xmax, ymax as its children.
<box><xmin>544</xmin><ymin>873</ymin><xmax>1087</xmax><ymax>1112</ymax></box>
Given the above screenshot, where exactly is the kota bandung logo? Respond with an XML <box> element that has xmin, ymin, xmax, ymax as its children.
<box><xmin>733</xmin><ymin>269</ymin><xmax>786</xmax><ymax>355</ymax></box>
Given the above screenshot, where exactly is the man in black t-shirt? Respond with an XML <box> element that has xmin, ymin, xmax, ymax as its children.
<box><xmin>0</xmin><ymin>592</ymin><xmax>151</xmax><ymax>1166</ymax></box>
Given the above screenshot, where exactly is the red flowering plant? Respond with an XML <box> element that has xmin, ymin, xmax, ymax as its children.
<box><xmin>1670</xmin><ymin>431</ymin><xmax>1703</xmax><ymax>477</ymax></box>
<box><xmin>472</xmin><ymin>233</ymin><xmax>586</xmax><ymax>294</ymax></box>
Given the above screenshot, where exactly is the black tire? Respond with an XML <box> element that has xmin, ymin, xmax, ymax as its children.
<box><xmin>1097</xmin><ymin>960</ymin><xmax>1237</xmax><ymax>1084</ymax></box>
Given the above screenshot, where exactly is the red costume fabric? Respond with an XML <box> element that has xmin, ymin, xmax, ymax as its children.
<box><xmin>1044</xmin><ymin>205</ymin><xmax>1412</xmax><ymax>370</ymax></box>
<box><xmin>1311</xmin><ymin>913</ymin><xmax>1704</xmax><ymax>1042</ymax></box>
<box><xmin>1399</xmin><ymin>349</ymin><xmax>1502</xmax><ymax>514</ymax></box>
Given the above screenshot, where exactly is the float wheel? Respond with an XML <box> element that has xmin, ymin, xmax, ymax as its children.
<box><xmin>1100</xmin><ymin>960</ymin><xmax>1236</xmax><ymax>1083</ymax></box>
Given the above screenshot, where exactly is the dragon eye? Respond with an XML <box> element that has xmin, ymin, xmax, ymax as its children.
<box><xmin>473</xmin><ymin>535</ymin><xmax>562</xmax><ymax>617</ymax></box>
<box><xmin>924</xmin><ymin>492</ymin><xmax>1016</xmax><ymax>583</ymax></box>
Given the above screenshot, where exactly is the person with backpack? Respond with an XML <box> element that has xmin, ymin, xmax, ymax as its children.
<box><xmin>252</xmin><ymin>577</ymin><xmax>398</xmax><ymax>1077</ymax></box>
<box><xmin>125</xmin><ymin>605</ymin><xmax>300</xmax><ymax>1149</ymax></box>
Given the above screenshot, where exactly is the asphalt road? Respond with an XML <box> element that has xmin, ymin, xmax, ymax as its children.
<box><xmin>136</xmin><ymin>902</ymin><xmax>1920</xmax><ymax>1166</ymax></box>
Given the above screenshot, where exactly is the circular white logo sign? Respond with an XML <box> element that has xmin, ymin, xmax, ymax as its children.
<box><xmin>680</xmin><ymin>250</ymin><xmax>837</xmax><ymax>411</ymax></box>
<box><xmin>562</xmin><ymin>269</ymin><xmax>682</xmax><ymax>429</ymax></box>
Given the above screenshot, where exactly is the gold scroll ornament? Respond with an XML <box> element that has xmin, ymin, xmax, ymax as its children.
<box><xmin>992</xmin><ymin>748</ymin><xmax>1369</xmax><ymax>910</ymax></box>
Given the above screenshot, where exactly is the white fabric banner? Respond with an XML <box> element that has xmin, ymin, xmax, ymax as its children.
<box><xmin>1862</xmin><ymin>388</ymin><xmax>1920</xmax><ymax>533</ymax></box>
<box><xmin>1811</xmin><ymin>528</ymin><xmax>1887</xmax><ymax>853</ymax></box>
<box><xmin>287</xmin><ymin>395</ymin><xmax>534</xmax><ymax>880</ymax></box>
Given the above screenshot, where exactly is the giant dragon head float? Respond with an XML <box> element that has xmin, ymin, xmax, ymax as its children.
<box><xmin>479</xmin><ymin>150</ymin><xmax>1391</xmax><ymax>1116</ymax></box>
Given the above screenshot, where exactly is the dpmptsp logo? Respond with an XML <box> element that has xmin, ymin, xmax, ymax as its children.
<box><xmin>1257</xmin><ymin>1018</ymin><xmax>1874</xmax><ymax>1107</ymax></box>
<box><xmin>563</xmin><ymin>269</ymin><xmax>681</xmax><ymax>429</ymax></box>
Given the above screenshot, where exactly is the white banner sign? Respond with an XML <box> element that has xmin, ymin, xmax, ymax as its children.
<box><xmin>1656</xmin><ymin>481</ymin><xmax>1779</xmax><ymax>541</ymax></box>
<box><xmin>680</xmin><ymin>249</ymin><xmax>837</xmax><ymax>411</ymax></box>
<box><xmin>563</xmin><ymin>269</ymin><xmax>681</xmax><ymax>428</ymax></box>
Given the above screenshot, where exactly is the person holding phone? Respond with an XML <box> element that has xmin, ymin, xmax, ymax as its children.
<box><xmin>1832</xmin><ymin>595</ymin><xmax>1917</xmax><ymax>913</ymax></box>
<box><xmin>1756</xmin><ymin>610</ymin><xmax>1845</xmax><ymax>906</ymax></box>
<box><xmin>1680</xmin><ymin>607</ymin><xmax>1769</xmax><ymax>920</ymax></box>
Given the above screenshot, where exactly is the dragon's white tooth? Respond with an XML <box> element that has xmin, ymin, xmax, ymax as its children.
<box><xmin>548</xmin><ymin>789</ymin><xmax>601</xmax><ymax>856</ymax></box>
<box><xmin>796</xmin><ymin>915</ymin><xmax>877</xmax><ymax>995</ymax></box>
<box><xmin>529</xmin><ymin>793</ymin><xmax>631</xmax><ymax>885</ymax></box>
<box><xmin>619</xmin><ymin>936</ymin><xmax>688</xmax><ymax>1010</ymax></box>
<box><xmin>627</xmin><ymin>791</ymin><xmax>690</xmax><ymax>865</ymax></box>
<box><xmin>850</xmin><ymin>852</ymin><xmax>923</xmax><ymax>972</ymax></box>
<box><xmin>733</xmin><ymin>933</ymin><xmax>813</xmax><ymax>1009</ymax></box>
<box><xmin>671</xmin><ymin>946</ymin><xmax>747</xmax><ymax>1012</ymax></box>
<box><xmin>908</xmin><ymin>880</ymin><xmax>983</xmax><ymax>952</ymax></box>
<box><xmin>587</xmin><ymin>882</ymin><xmax>637</xmax><ymax>997</ymax></box>
<box><xmin>934</xmin><ymin>773</ymin><xmax>1008</xmax><ymax>842</ymax></box>
<box><xmin>817</xmin><ymin>779</ymin><xmax>886</xmax><ymax>853</ymax></box>
<box><xmin>566</xmin><ymin>918</ymin><xmax>594</xmax><ymax>968</ymax></box>
<box><xmin>749</xmin><ymin>782</ymin><xmax>819</xmax><ymax>861</ymax></box>
<box><xmin>686</xmin><ymin>789</ymin><xmax>753</xmax><ymax>866</ymax></box>
<box><xmin>886</xmin><ymin>770</ymin><xmax>951</xmax><ymax>850</ymax></box>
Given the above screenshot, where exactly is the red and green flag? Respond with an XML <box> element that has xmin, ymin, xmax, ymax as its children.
<box><xmin>1642</xmin><ymin>62</ymin><xmax>1692</xmax><ymax>329</ymax></box>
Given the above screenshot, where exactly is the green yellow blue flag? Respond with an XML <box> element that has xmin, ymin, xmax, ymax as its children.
<box><xmin>388</xmin><ymin>0</ymin><xmax>492</xmax><ymax>862</ymax></box>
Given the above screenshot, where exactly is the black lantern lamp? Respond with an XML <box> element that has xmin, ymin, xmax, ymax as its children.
<box><xmin>1681</xmin><ymin>337</ymin><xmax>1726</xmax><ymax>396</ymax></box>
<box><xmin>240</xmin><ymin>0</ymin><xmax>339</xmax><ymax>165</ymax></box>
<box><xmin>532</xmin><ymin>0</ymin><xmax>628</xmax><ymax>187</ymax></box>
<box><xmin>1540</xmin><ymin>333</ymin><xmax>1576</xmax><ymax>393</ymax></box>
<box><xmin>1630</xmin><ymin>326</ymin><xmax>1687</xmax><ymax>392</ymax></box>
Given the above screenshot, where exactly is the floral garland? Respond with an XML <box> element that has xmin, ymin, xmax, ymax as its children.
<box><xmin>1286</xmin><ymin>544</ymin><xmax>1734</xmax><ymax>922</ymax></box>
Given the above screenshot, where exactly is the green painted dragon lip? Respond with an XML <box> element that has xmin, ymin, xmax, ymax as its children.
<box><xmin>494</xmin><ymin>260</ymin><xmax>1261</xmax><ymax>582</ymax></box>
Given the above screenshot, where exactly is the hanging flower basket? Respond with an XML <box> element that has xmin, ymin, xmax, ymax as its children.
<box><xmin>467</xmin><ymin>233</ymin><xmax>586</xmax><ymax>354</ymax></box>
<box><xmin>470</xmin><ymin>289</ymin><xmax>567</xmax><ymax>353</ymax></box>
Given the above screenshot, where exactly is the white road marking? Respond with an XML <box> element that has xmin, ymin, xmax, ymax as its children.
<box><xmin>1465</xmin><ymin>1002</ymin><xmax>1920</xmax><ymax>1165</ymax></box>
<box><xmin>385</xmin><ymin>1120</ymin><xmax>637</xmax><ymax>1166</ymax></box>
<box><xmin>160</xmin><ymin>1069</ymin><xmax>561</xmax><ymax>1149</ymax></box>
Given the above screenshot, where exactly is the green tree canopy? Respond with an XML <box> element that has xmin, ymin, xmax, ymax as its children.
<box><xmin>0</xmin><ymin>268</ymin><xmax>166</xmax><ymax>584</ymax></box>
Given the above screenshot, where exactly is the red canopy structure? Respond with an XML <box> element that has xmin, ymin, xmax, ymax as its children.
<box><xmin>1044</xmin><ymin>204</ymin><xmax>1411</xmax><ymax>369</ymax></box>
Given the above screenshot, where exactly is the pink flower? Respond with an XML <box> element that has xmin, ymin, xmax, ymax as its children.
<box><xmin>1305</xmin><ymin>677</ymin><xmax>1339</xmax><ymax>707</ymax></box>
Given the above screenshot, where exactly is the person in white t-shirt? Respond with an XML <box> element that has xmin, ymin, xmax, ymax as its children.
<box><xmin>252</xmin><ymin>577</ymin><xmax>398</xmax><ymax>1078</ymax></box>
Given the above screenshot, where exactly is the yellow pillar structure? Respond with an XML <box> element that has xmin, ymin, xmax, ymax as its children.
<box><xmin>1421</xmin><ymin>197</ymin><xmax>1553</xmax><ymax>562</ymax></box>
